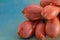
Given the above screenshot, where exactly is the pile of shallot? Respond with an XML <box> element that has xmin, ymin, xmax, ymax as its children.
<box><xmin>18</xmin><ymin>0</ymin><xmax>60</xmax><ymax>40</ymax></box>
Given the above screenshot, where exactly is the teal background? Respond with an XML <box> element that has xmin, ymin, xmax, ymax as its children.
<box><xmin>0</xmin><ymin>0</ymin><xmax>40</xmax><ymax>40</ymax></box>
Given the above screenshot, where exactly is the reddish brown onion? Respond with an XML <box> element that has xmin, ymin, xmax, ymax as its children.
<box><xmin>52</xmin><ymin>0</ymin><xmax>60</xmax><ymax>6</ymax></box>
<box><xmin>41</xmin><ymin>5</ymin><xmax>59</xmax><ymax>19</ymax></box>
<box><xmin>40</xmin><ymin>0</ymin><xmax>51</xmax><ymax>7</ymax></box>
<box><xmin>46</xmin><ymin>18</ymin><xmax>60</xmax><ymax>38</ymax></box>
<box><xmin>35</xmin><ymin>21</ymin><xmax>46</xmax><ymax>40</ymax></box>
<box><xmin>18</xmin><ymin>20</ymin><xmax>34</xmax><ymax>38</ymax></box>
<box><xmin>23</xmin><ymin>5</ymin><xmax>43</xmax><ymax>21</ymax></box>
